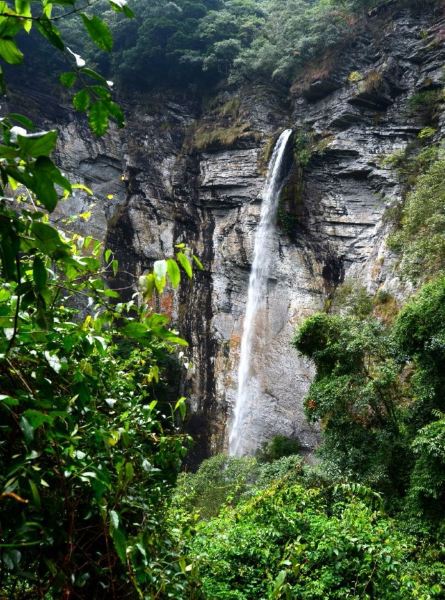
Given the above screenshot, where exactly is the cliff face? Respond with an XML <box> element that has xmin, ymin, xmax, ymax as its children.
<box><xmin>41</xmin><ymin>5</ymin><xmax>445</xmax><ymax>461</ymax></box>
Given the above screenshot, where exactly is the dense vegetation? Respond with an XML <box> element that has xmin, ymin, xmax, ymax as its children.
<box><xmin>20</xmin><ymin>0</ymin><xmax>437</xmax><ymax>94</ymax></box>
<box><xmin>0</xmin><ymin>2</ymin><xmax>201</xmax><ymax>598</ymax></box>
<box><xmin>1</xmin><ymin>0</ymin><xmax>445</xmax><ymax>598</ymax></box>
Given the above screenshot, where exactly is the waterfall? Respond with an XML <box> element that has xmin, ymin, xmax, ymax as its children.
<box><xmin>229</xmin><ymin>128</ymin><xmax>293</xmax><ymax>456</ymax></box>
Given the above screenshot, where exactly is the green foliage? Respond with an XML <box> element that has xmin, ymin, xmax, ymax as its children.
<box><xmin>100</xmin><ymin>0</ymin><xmax>266</xmax><ymax>89</ymax></box>
<box><xmin>257</xmin><ymin>434</ymin><xmax>301</xmax><ymax>462</ymax></box>
<box><xmin>388</xmin><ymin>154</ymin><xmax>445</xmax><ymax>281</ymax></box>
<box><xmin>189</xmin><ymin>479</ymin><xmax>443</xmax><ymax>599</ymax></box>
<box><xmin>0</xmin><ymin>0</ymin><xmax>132</xmax><ymax>135</ymax></box>
<box><xmin>293</xmin><ymin>311</ymin><xmax>409</xmax><ymax>492</ymax></box>
<box><xmin>329</xmin><ymin>281</ymin><xmax>374</xmax><ymax>318</ymax></box>
<box><xmin>407</xmin><ymin>89</ymin><xmax>444</xmax><ymax>122</ymax></box>
<box><xmin>408</xmin><ymin>415</ymin><xmax>445</xmax><ymax>526</ymax></box>
<box><xmin>0</xmin><ymin>5</ymin><xmax>202</xmax><ymax>597</ymax></box>
<box><xmin>293</xmin><ymin>276</ymin><xmax>445</xmax><ymax>532</ymax></box>
<box><xmin>173</xmin><ymin>454</ymin><xmax>259</xmax><ymax>520</ymax></box>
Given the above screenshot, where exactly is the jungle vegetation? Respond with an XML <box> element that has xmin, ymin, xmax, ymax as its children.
<box><xmin>0</xmin><ymin>0</ymin><xmax>444</xmax><ymax>598</ymax></box>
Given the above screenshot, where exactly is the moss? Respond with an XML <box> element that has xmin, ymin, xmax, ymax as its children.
<box><xmin>217</xmin><ymin>97</ymin><xmax>241</xmax><ymax>118</ymax></box>
<box><xmin>186</xmin><ymin>122</ymin><xmax>261</xmax><ymax>152</ymax></box>
<box><xmin>407</xmin><ymin>89</ymin><xmax>444</xmax><ymax>123</ymax></box>
<box><xmin>258</xmin><ymin>133</ymin><xmax>280</xmax><ymax>174</ymax></box>
<box><xmin>348</xmin><ymin>70</ymin><xmax>363</xmax><ymax>83</ymax></box>
<box><xmin>293</xmin><ymin>129</ymin><xmax>333</xmax><ymax>168</ymax></box>
<box><xmin>329</xmin><ymin>280</ymin><xmax>373</xmax><ymax>318</ymax></box>
<box><xmin>277</xmin><ymin>167</ymin><xmax>304</xmax><ymax>239</ymax></box>
<box><xmin>373</xmin><ymin>290</ymin><xmax>400</xmax><ymax>324</ymax></box>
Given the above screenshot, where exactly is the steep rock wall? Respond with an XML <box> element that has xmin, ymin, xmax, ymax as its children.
<box><xmin>22</xmin><ymin>5</ymin><xmax>445</xmax><ymax>461</ymax></box>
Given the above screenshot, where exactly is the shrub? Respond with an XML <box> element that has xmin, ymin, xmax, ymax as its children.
<box><xmin>257</xmin><ymin>435</ymin><xmax>301</xmax><ymax>462</ymax></box>
<box><xmin>190</xmin><ymin>480</ymin><xmax>443</xmax><ymax>599</ymax></box>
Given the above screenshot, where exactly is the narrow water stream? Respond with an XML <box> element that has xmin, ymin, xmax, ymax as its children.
<box><xmin>229</xmin><ymin>128</ymin><xmax>293</xmax><ymax>456</ymax></box>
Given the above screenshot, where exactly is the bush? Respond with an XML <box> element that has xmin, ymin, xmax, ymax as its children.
<box><xmin>173</xmin><ymin>455</ymin><xmax>259</xmax><ymax>520</ymax></box>
<box><xmin>257</xmin><ymin>435</ymin><xmax>301</xmax><ymax>462</ymax></box>
<box><xmin>189</xmin><ymin>480</ymin><xmax>443</xmax><ymax>599</ymax></box>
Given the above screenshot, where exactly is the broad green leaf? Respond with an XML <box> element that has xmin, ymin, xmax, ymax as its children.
<box><xmin>176</xmin><ymin>251</ymin><xmax>192</xmax><ymax>278</ymax></box>
<box><xmin>35</xmin><ymin>17</ymin><xmax>64</xmax><ymax>50</ymax></box>
<box><xmin>0</xmin><ymin>39</ymin><xmax>23</xmax><ymax>64</ymax></box>
<box><xmin>29</xmin><ymin>479</ymin><xmax>41</xmax><ymax>508</ymax></box>
<box><xmin>163</xmin><ymin>333</ymin><xmax>188</xmax><ymax>346</ymax></box>
<box><xmin>88</xmin><ymin>100</ymin><xmax>109</xmax><ymax>136</ymax></box>
<box><xmin>0</xmin><ymin>394</ymin><xmax>18</xmax><ymax>406</ymax></box>
<box><xmin>19</xmin><ymin>415</ymin><xmax>34</xmax><ymax>442</ymax></box>
<box><xmin>31</xmin><ymin>222</ymin><xmax>68</xmax><ymax>254</ymax></box>
<box><xmin>107</xmin><ymin>100</ymin><xmax>125</xmax><ymax>127</ymax></box>
<box><xmin>22</xmin><ymin>409</ymin><xmax>53</xmax><ymax>428</ymax></box>
<box><xmin>139</xmin><ymin>273</ymin><xmax>155</xmax><ymax>299</ymax></box>
<box><xmin>17</xmin><ymin>129</ymin><xmax>57</xmax><ymax>157</ymax></box>
<box><xmin>174</xmin><ymin>396</ymin><xmax>187</xmax><ymax>419</ymax></box>
<box><xmin>59</xmin><ymin>71</ymin><xmax>77</xmax><ymax>88</ymax></box>
<box><xmin>32</xmin><ymin>256</ymin><xmax>47</xmax><ymax>291</ymax></box>
<box><xmin>123</xmin><ymin>321</ymin><xmax>147</xmax><ymax>339</ymax></box>
<box><xmin>79</xmin><ymin>67</ymin><xmax>108</xmax><ymax>84</ymax></box>
<box><xmin>81</xmin><ymin>14</ymin><xmax>113</xmax><ymax>52</ymax></box>
<box><xmin>110</xmin><ymin>524</ymin><xmax>127</xmax><ymax>563</ymax></box>
<box><xmin>8</xmin><ymin>113</ymin><xmax>34</xmax><ymax>130</ymax></box>
<box><xmin>15</xmin><ymin>0</ymin><xmax>32</xmax><ymax>32</ymax></box>
<box><xmin>73</xmin><ymin>88</ymin><xmax>90</xmax><ymax>112</ymax></box>
<box><xmin>167</xmin><ymin>258</ymin><xmax>181</xmax><ymax>288</ymax></box>
<box><xmin>0</xmin><ymin>144</ymin><xmax>18</xmax><ymax>159</ymax></box>
<box><xmin>33</xmin><ymin>157</ymin><xmax>71</xmax><ymax>211</ymax></box>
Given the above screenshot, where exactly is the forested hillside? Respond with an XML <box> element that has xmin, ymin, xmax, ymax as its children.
<box><xmin>0</xmin><ymin>0</ymin><xmax>445</xmax><ymax>598</ymax></box>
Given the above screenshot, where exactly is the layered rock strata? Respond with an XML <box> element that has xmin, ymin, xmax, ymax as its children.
<box><xmin>13</xmin><ymin>5</ymin><xmax>445</xmax><ymax>461</ymax></box>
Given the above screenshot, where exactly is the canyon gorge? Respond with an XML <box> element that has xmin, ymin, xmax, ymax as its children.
<box><xmin>15</xmin><ymin>3</ymin><xmax>445</xmax><ymax>462</ymax></box>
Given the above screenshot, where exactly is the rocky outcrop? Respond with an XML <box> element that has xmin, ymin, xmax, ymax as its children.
<box><xmin>16</xmin><ymin>4</ymin><xmax>445</xmax><ymax>462</ymax></box>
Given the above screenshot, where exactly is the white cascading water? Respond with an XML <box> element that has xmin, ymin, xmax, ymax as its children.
<box><xmin>229</xmin><ymin>128</ymin><xmax>293</xmax><ymax>456</ymax></box>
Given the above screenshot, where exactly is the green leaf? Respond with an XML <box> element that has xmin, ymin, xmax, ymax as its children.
<box><xmin>31</xmin><ymin>221</ymin><xmax>68</xmax><ymax>254</ymax></box>
<box><xmin>8</xmin><ymin>113</ymin><xmax>34</xmax><ymax>130</ymax></box>
<box><xmin>167</xmin><ymin>258</ymin><xmax>181</xmax><ymax>288</ymax></box>
<box><xmin>29</xmin><ymin>479</ymin><xmax>41</xmax><ymax>509</ymax></box>
<box><xmin>107</xmin><ymin>100</ymin><xmax>125</xmax><ymax>127</ymax></box>
<box><xmin>174</xmin><ymin>396</ymin><xmax>187</xmax><ymax>419</ymax></box>
<box><xmin>0</xmin><ymin>39</ymin><xmax>23</xmax><ymax>64</ymax></box>
<box><xmin>22</xmin><ymin>409</ymin><xmax>53</xmax><ymax>429</ymax></box>
<box><xmin>15</xmin><ymin>0</ymin><xmax>32</xmax><ymax>32</ymax></box>
<box><xmin>193</xmin><ymin>254</ymin><xmax>204</xmax><ymax>270</ymax></box>
<box><xmin>139</xmin><ymin>273</ymin><xmax>155</xmax><ymax>300</ymax></box>
<box><xmin>19</xmin><ymin>415</ymin><xmax>34</xmax><ymax>443</ymax></box>
<box><xmin>73</xmin><ymin>88</ymin><xmax>90</xmax><ymax>112</ymax></box>
<box><xmin>123</xmin><ymin>321</ymin><xmax>147</xmax><ymax>339</ymax></box>
<box><xmin>110</xmin><ymin>524</ymin><xmax>127</xmax><ymax>564</ymax></box>
<box><xmin>0</xmin><ymin>394</ymin><xmax>18</xmax><ymax>407</ymax></box>
<box><xmin>88</xmin><ymin>100</ymin><xmax>109</xmax><ymax>136</ymax></box>
<box><xmin>176</xmin><ymin>252</ymin><xmax>193</xmax><ymax>278</ymax></box>
<box><xmin>59</xmin><ymin>71</ymin><xmax>77</xmax><ymax>88</ymax></box>
<box><xmin>33</xmin><ymin>256</ymin><xmax>47</xmax><ymax>291</ymax></box>
<box><xmin>109</xmin><ymin>0</ymin><xmax>134</xmax><ymax>17</ymax></box>
<box><xmin>33</xmin><ymin>157</ymin><xmax>71</xmax><ymax>211</ymax></box>
<box><xmin>17</xmin><ymin>129</ymin><xmax>57</xmax><ymax>157</ymax></box>
<box><xmin>79</xmin><ymin>67</ymin><xmax>108</xmax><ymax>84</ymax></box>
<box><xmin>35</xmin><ymin>17</ymin><xmax>64</xmax><ymax>50</ymax></box>
<box><xmin>163</xmin><ymin>332</ymin><xmax>188</xmax><ymax>346</ymax></box>
<box><xmin>81</xmin><ymin>14</ymin><xmax>113</xmax><ymax>52</ymax></box>
<box><xmin>109</xmin><ymin>509</ymin><xmax>127</xmax><ymax>563</ymax></box>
